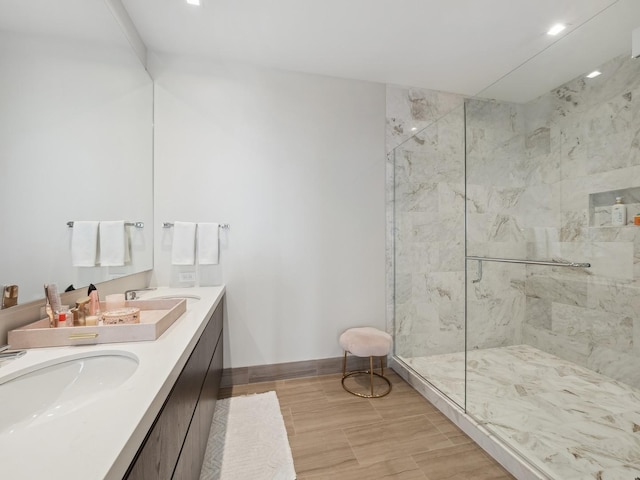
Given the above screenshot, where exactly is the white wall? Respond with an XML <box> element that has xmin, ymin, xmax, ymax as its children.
<box><xmin>149</xmin><ymin>54</ymin><xmax>386</xmax><ymax>369</ymax></box>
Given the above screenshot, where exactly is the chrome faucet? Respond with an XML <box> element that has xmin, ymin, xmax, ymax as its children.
<box><xmin>124</xmin><ymin>288</ymin><xmax>156</xmax><ymax>301</ymax></box>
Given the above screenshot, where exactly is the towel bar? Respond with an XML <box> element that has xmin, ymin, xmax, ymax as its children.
<box><xmin>162</xmin><ymin>222</ymin><xmax>230</xmax><ymax>229</ymax></box>
<box><xmin>67</xmin><ymin>221</ymin><xmax>144</xmax><ymax>228</ymax></box>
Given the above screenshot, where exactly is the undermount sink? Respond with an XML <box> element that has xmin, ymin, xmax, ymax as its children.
<box><xmin>0</xmin><ymin>352</ymin><xmax>138</xmax><ymax>434</ymax></box>
<box><xmin>153</xmin><ymin>294</ymin><xmax>201</xmax><ymax>304</ymax></box>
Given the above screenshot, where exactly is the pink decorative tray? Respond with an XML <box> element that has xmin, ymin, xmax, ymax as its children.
<box><xmin>8</xmin><ymin>298</ymin><xmax>186</xmax><ymax>348</ymax></box>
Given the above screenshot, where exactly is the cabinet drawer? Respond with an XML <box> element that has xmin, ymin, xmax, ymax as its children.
<box><xmin>173</xmin><ymin>332</ymin><xmax>223</xmax><ymax>480</ymax></box>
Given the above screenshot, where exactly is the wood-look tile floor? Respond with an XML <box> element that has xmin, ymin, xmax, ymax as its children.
<box><xmin>219</xmin><ymin>371</ymin><xmax>515</xmax><ymax>480</ymax></box>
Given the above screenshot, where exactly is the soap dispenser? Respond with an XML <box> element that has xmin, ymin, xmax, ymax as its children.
<box><xmin>612</xmin><ymin>197</ymin><xmax>627</xmax><ymax>226</ymax></box>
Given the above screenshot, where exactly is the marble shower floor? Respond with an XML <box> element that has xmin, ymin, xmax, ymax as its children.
<box><xmin>401</xmin><ymin>345</ymin><xmax>640</xmax><ymax>480</ymax></box>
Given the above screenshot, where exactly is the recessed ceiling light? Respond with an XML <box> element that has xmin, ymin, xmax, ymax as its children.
<box><xmin>186</xmin><ymin>0</ymin><xmax>201</xmax><ymax>5</ymax></box>
<box><xmin>547</xmin><ymin>24</ymin><xmax>566</xmax><ymax>36</ymax></box>
<box><xmin>586</xmin><ymin>70</ymin><xmax>602</xmax><ymax>79</ymax></box>
<box><xmin>411</xmin><ymin>127</ymin><xmax>417</xmax><ymax>132</ymax></box>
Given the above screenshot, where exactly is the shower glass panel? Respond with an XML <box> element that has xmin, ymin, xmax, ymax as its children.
<box><xmin>392</xmin><ymin>102</ymin><xmax>466</xmax><ymax>408</ymax></box>
<box><xmin>465</xmin><ymin>0</ymin><xmax>640</xmax><ymax>477</ymax></box>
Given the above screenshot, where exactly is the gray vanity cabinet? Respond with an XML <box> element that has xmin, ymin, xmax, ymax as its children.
<box><xmin>125</xmin><ymin>300</ymin><xmax>224</xmax><ymax>480</ymax></box>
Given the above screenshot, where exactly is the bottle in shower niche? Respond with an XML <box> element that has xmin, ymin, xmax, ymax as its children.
<box><xmin>611</xmin><ymin>197</ymin><xmax>627</xmax><ymax>226</ymax></box>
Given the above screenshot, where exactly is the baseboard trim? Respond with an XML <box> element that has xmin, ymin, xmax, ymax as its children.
<box><xmin>221</xmin><ymin>355</ymin><xmax>385</xmax><ymax>387</ymax></box>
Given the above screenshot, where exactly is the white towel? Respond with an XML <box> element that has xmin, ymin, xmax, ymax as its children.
<box><xmin>198</xmin><ymin>223</ymin><xmax>219</xmax><ymax>265</ymax></box>
<box><xmin>71</xmin><ymin>221</ymin><xmax>99</xmax><ymax>267</ymax></box>
<box><xmin>99</xmin><ymin>221</ymin><xmax>126</xmax><ymax>266</ymax></box>
<box><xmin>171</xmin><ymin>221</ymin><xmax>197</xmax><ymax>265</ymax></box>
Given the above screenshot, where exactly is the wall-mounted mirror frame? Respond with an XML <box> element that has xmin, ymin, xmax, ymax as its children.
<box><xmin>0</xmin><ymin>0</ymin><xmax>154</xmax><ymax>305</ymax></box>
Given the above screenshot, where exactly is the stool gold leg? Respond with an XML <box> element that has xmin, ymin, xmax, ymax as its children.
<box><xmin>380</xmin><ymin>356</ymin><xmax>384</xmax><ymax>377</ymax></box>
<box><xmin>342</xmin><ymin>351</ymin><xmax>347</xmax><ymax>378</ymax></box>
<box><xmin>369</xmin><ymin>356</ymin><xmax>374</xmax><ymax>397</ymax></box>
<box><xmin>341</xmin><ymin>354</ymin><xmax>392</xmax><ymax>399</ymax></box>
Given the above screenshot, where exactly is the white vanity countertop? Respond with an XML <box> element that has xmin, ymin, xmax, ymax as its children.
<box><xmin>0</xmin><ymin>286</ymin><xmax>225</xmax><ymax>480</ymax></box>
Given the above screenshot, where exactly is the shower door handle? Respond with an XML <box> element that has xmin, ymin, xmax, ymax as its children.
<box><xmin>466</xmin><ymin>256</ymin><xmax>590</xmax><ymax>284</ymax></box>
<box><xmin>466</xmin><ymin>256</ymin><xmax>591</xmax><ymax>268</ymax></box>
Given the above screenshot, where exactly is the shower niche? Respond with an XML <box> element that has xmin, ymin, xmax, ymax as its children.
<box><xmin>589</xmin><ymin>186</ymin><xmax>640</xmax><ymax>227</ymax></box>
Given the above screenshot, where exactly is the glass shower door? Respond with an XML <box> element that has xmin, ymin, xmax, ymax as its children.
<box><xmin>392</xmin><ymin>102</ymin><xmax>466</xmax><ymax>408</ymax></box>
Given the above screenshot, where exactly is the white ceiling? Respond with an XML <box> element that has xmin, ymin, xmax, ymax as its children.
<box><xmin>120</xmin><ymin>0</ymin><xmax>631</xmax><ymax>98</ymax></box>
<box><xmin>3</xmin><ymin>0</ymin><xmax>632</xmax><ymax>101</ymax></box>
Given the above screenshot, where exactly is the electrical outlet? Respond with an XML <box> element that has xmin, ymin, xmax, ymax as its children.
<box><xmin>178</xmin><ymin>272</ymin><xmax>196</xmax><ymax>283</ymax></box>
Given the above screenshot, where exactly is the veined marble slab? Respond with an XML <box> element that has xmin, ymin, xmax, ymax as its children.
<box><xmin>401</xmin><ymin>345</ymin><xmax>640</xmax><ymax>480</ymax></box>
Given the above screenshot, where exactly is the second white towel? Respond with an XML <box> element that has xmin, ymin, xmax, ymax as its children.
<box><xmin>99</xmin><ymin>221</ymin><xmax>126</xmax><ymax>266</ymax></box>
<box><xmin>172</xmin><ymin>221</ymin><xmax>197</xmax><ymax>265</ymax></box>
<box><xmin>71</xmin><ymin>221</ymin><xmax>99</xmax><ymax>267</ymax></box>
<box><xmin>198</xmin><ymin>223</ymin><xmax>219</xmax><ymax>265</ymax></box>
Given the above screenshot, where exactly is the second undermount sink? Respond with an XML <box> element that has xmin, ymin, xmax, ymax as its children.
<box><xmin>0</xmin><ymin>352</ymin><xmax>138</xmax><ymax>434</ymax></box>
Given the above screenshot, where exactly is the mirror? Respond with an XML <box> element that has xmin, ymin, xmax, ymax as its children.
<box><xmin>0</xmin><ymin>0</ymin><xmax>154</xmax><ymax>304</ymax></box>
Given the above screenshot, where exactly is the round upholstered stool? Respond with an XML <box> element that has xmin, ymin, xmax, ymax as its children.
<box><xmin>339</xmin><ymin>327</ymin><xmax>392</xmax><ymax>398</ymax></box>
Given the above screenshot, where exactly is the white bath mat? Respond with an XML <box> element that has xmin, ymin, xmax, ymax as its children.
<box><xmin>199</xmin><ymin>391</ymin><xmax>296</xmax><ymax>480</ymax></box>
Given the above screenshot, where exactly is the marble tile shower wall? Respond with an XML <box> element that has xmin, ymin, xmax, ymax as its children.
<box><xmin>387</xmin><ymin>85</ymin><xmax>534</xmax><ymax>358</ymax></box>
<box><xmin>387</xmin><ymin>85</ymin><xmax>467</xmax><ymax>357</ymax></box>
<box><xmin>519</xmin><ymin>53</ymin><xmax>640</xmax><ymax>388</ymax></box>
<box><xmin>388</xmin><ymin>53</ymin><xmax>640</xmax><ymax>388</ymax></box>
<box><xmin>465</xmin><ymin>98</ymin><xmax>533</xmax><ymax>352</ymax></box>
<box><xmin>466</xmin><ymin>52</ymin><xmax>640</xmax><ymax>387</ymax></box>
